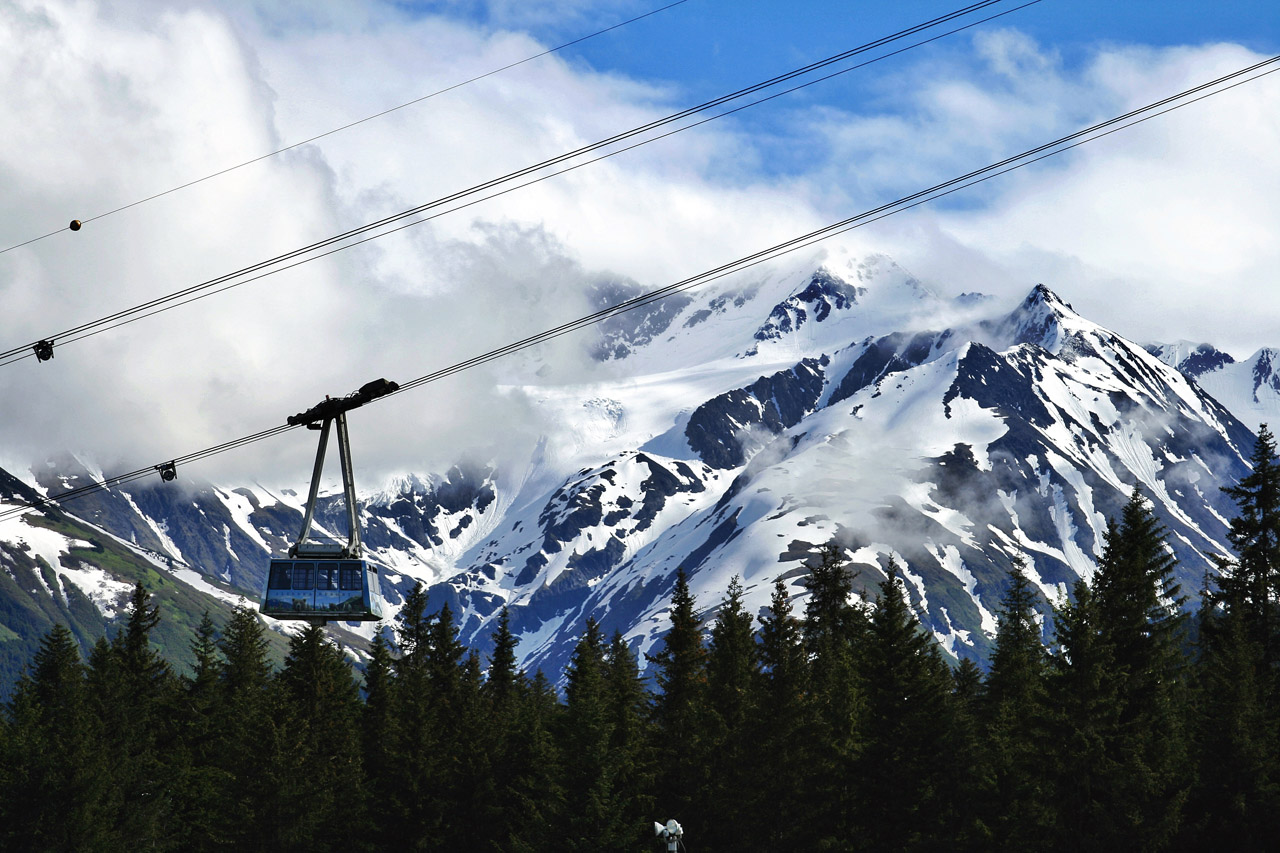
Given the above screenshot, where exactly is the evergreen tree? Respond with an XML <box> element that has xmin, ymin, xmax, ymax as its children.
<box><xmin>702</xmin><ymin>576</ymin><xmax>759</xmax><ymax>853</ymax></box>
<box><xmin>950</xmin><ymin>654</ymin><xmax>994</xmax><ymax>851</ymax></box>
<box><xmin>603</xmin><ymin>631</ymin><xmax>654</xmax><ymax>848</ymax></box>
<box><xmin>188</xmin><ymin>611</ymin><xmax>221</xmax><ymax>691</ymax></box>
<box><xmin>381</xmin><ymin>582</ymin><xmax>441</xmax><ymax>846</ymax></box>
<box><xmin>399</xmin><ymin>600</ymin><xmax>474</xmax><ymax>848</ymax></box>
<box><xmin>1186</xmin><ymin>598</ymin><xmax>1280</xmax><ymax>848</ymax></box>
<box><xmin>485</xmin><ymin>607</ymin><xmax>520</xmax><ymax>713</ymax></box>
<box><xmin>1091</xmin><ymin>489</ymin><xmax>1191</xmax><ymax>847</ymax></box>
<box><xmin>174</xmin><ymin>613</ymin><xmax>230</xmax><ymax>852</ymax></box>
<box><xmin>115</xmin><ymin>582</ymin><xmax>171</xmax><ymax>691</ymax></box>
<box><xmin>360</xmin><ymin>627</ymin><xmax>399</xmax><ymax>845</ymax></box>
<box><xmin>452</xmin><ymin>648</ymin><xmax>498</xmax><ymax>851</ymax></box>
<box><xmin>1216</xmin><ymin>423</ymin><xmax>1280</xmax><ymax>661</ymax></box>
<box><xmin>268</xmin><ymin>624</ymin><xmax>367</xmax><ymax>850</ymax></box>
<box><xmin>219</xmin><ymin>604</ymin><xmax>273</xmax><ymax>699</ymax></box>
<box><xmin>503</xmin><ymin>671</ymin><xmax>566</xmax><ymax>853</ymax></box>
<box><xmin>803</xmin><ymin>541</ymin><xmax>867</xmax><ymax>654</ymax></box>
<box><xmin>561</xmin><ymin>618</ymin><xmax>630</xmax><ymax>852</ymax></box>
<box><xmin>1041</xmin><ymin>490</ymin><xmax>1198</xmax><ymax>851</ymax></box>
<box><xmin>759</xmin><ymin>578</ymin><xmax>808</xmax><ymax>700</ymax></box>
<box><xmin>427</xmin><ymin>602</ymin><xmax>467</xmax><ymax>703</ymax></box>
<box><xmin>483</xmin><ymin>612</ymin><xmax>564</xmax><ymax>852</ymax></box>
<box><xmin>1094</xmin><ymin>492</ymin><xmax>1188</xmax><ymax>669</ymax></box>
<box><xmin>801</xmin><ymin>541</ymin><xmax>865</xmax><ymax>847</ymax></box>
<box><xmin>952</xmin><ymin>656</ymin><xmax>983</xmax><ymax>702</ymax></box>
<box><xmin>212</xmin><ymin>605</ymin><xmax>275</xmax><ymax>847</ymax></box>
<box><xmin>646</xmin><ymin>568</ymin><xmax>710</xmax><ymax>828</ymax></box>
<box><xmin>856</xmin><ymin>559</ymin><xmax>957</xmax><ymax>850</ymax></box>
<box><xmin>363</xmin><ymin>627</ymin><xmax>394</xmax><ymax>719</ymax></box>
<box><xmin>983</xmin><ymin>561</ymin><xmax>1051</xmax><ymax>850</ymax></box>
<box><xmin>752</xmin><ymin>577</ymin><xmax>818</xmax><ymax>850</ymax></box>
<box><xmin>478</xmin><ymin>613</ymin><xmax>521</xmax><ymax>851</ymax></box>
<box><xmin>1046</xmin><ymin>580</ymin><xmax>1122</xmax><ymax>850</ymax></box>
<box><xmin>0</xmin><ymin>624</ymin><xmax>115</xmax><ymax>852</ymax></box>
<box><xmin>1186</xmin><ymin>427</ymin><xmax>1280</xmax><ymax>849</ymax></box>
<box><xmin>397</xmin><ymin>582</ymin><xmax>433</xmax><ymax>661</ymax></box>
<box><xmin>706</xmin><ymin>576</ymin><xmax>757</xmax><ymax>730</ymax></box>
<box><xmin>540</xmin><ymin>626</ymin><xmax>648</xmax><ymax>852</ymax></box>
<box><xmin>87</xmin><ymin>582</ymin><xmax>179</xmax><ymax>849</ymax></box>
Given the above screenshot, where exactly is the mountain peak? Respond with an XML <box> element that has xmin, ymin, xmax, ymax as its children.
<box><xmin>1027</xmin><ymin>283</ymin><xmax>1074</xmax><ymax>313</ymax></box>
<box><xmin>986</xmin><ymin>284</ymin><xmax>1083</xmax><ymax>354</ymax></box>
<box><xmin>751</xmin><ymin>267</ymin><xmax>866</xmax><ymax>345</ymax></box>
<box><xmin>1146</xmin><ymin>341</ymin><xmax>1235</xmax><ymax>378</ymax></box>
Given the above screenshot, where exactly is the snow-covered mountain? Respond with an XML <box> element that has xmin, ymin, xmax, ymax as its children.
<box><xmin>435</xmin><ymin>277</ymin><xmax>1253</xmax><ymax>675</ymax></box>
<box><xmin>0</xmin><ymin>248</ymin><xmax>1262</xmax><ymax>682</ymax></box>
<box><xmin>1147</xmin><ymin>341</ymin><xmax>1280</xmax><ymax>432</ymax></box>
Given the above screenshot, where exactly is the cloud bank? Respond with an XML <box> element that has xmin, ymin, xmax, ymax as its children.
<box><xmin>0</xmin><ymin>0</ymin><xmax>1276</xmax><ymax>492</ymax></box>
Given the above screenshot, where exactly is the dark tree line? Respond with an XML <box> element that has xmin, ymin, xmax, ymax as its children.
<box><xmin>5</xmin><ymin>427</ymin><xmax>1280</xmax><ymax>851</ymax></box>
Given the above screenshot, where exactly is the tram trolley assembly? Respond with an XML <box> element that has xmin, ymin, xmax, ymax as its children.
<box><xmin>261</xmin><ymin>379</ymin><xmax>398</xmax><ymax>624</ymax></box>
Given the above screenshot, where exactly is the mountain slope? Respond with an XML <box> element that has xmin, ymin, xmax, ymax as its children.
<box><xmin>430</xmin><ymin>285</ymin><xmax>1251</xmax><ymax>675</ymax></box>
<box><xmin>1148</xmin><ymin>342</ymin><xmax>1280</xmax><ymax>432</ymax></box>
<box><xmin>0</xmin><ymin>466</ymin><xmax>295</xmax><ymax>694</ymax></box>
<box><xmin>0</xmin><ymin>251</ymin><xmax>1261</xmax><ymax>685</ymax></box>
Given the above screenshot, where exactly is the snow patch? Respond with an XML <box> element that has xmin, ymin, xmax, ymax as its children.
<box><xmin>57</xmin><ymin>563</ymin><xmax>133</xmax><ymax>617</ymax></box>
<box><xmin>217</xmin><ymin>488</ymin><xmax>270</xmax><ymax>554</ymax></box>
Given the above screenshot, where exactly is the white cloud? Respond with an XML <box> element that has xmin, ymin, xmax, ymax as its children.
<box><xmin>0</xmin><ymin>1</ymin><xmax>1276</xmax><ymax>494</ymax></box>
<box><xmin>764</xmin><ymin>31</ymin><xmax>1280</xmax><ymax>359</ymax></box>
<box><xmin>0</xmin><ymin>0</ymin><xmax>808</xmax><ymax>487</ymax></box>
<box><xmin>890</xmin><ymin>41</ymin><xmax>1280</xmax><ymax>357</ymax></box>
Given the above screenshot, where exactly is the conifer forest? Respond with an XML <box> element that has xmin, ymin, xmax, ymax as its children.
<box><xmin>6</xmin><ymin>430</ymin><xmax>1280</xmax><ymax>852</ymax></box>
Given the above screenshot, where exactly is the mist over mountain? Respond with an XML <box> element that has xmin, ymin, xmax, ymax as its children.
<box><xmin>0</xmin><ymin>248</ymin><xmax>1263</xmax><ymax>683</ymax></box>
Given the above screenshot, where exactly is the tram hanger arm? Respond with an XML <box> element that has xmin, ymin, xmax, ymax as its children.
<box><xmin>287</xmin><ymin>378</ymin><xmax>399</xmax><ymax>427</ymax></box>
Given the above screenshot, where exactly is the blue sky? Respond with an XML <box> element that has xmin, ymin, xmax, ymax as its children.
<box><xmin>457</xmin><ymin>1</ymin><xmax>1280</xmax><ymax>89</ymax></box>
<box><xmin>417</xmin><ymin>0</ymin><xmax>1280</xmax><ymax>190</ymax></box>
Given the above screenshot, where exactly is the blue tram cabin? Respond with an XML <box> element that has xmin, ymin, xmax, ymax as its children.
<box><xmin>261</xmin><ymin>558</ymin><xmax>383</xmax><ymax>621</ymax></box>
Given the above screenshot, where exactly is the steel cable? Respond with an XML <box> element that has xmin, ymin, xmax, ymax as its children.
<box><xmin>0</xmin><ymin>0</ymin><xmax>1028</xmax><ymax>365</ymax></box>
<box><xmin>4</xmin><ymin>51</ymin><xmax>1273</xmax><ymax>522</ymax></box>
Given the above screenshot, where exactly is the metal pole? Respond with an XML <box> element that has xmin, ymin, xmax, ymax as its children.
<box><xmin>334</xmin><ymin>412</ymin><xmax>362</xmax><ymax>558</ymax></box>
<box><xmin>290</xmin><ymin>418</ymin><xmax>332</xmax><ymax>556</ymax></box>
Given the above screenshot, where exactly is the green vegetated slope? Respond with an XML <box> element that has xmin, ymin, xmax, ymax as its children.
<box><xmin>0</xmin><ymin>509</ymin><xmax>291</xmax><ymax>696</ymax></box>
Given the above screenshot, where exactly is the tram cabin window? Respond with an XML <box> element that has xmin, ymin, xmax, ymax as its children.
<box><xmin>316</xmin><ymin>566</ymin><xmax>339</xmax><ymax>590</ymax></box>
<box><xmin>292</xmin><ymin>563</ymin><xmax>315</xmax><ymax>590</ymax></box>
<box><xmin>268</xmin><ymin>563</ymin><xmax>291</xmax><ymax>589</ymax></box>
<box><xmin>340</xmin><ymin>564</ymin><xmax>363</xmax><ymax>591</ymax></box>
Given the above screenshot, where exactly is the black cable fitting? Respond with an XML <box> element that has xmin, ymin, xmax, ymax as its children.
<box><xmin>287</xmin><ymin>378</ymin><xmax>400</xmax><ymax>426</ymax></box>
<box><xmin>33</xmin><ymin>340</ymin><xmax>54</xmax><ymax>361</ymax></box>
<box><xmin>156</xmin><ymin>462</ymin><xmax>177</xmax><ymax>482</ymax></box>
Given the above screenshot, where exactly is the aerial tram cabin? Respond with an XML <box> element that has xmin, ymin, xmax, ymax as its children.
<box><xmin>263</xmin><ymin>556</ymin><xmax>380</xmax><ymax>621</ymax></box>
<box><xmin>260</xmin><ymin>379</ymin><xmax>397</xmax><ymax>624</ymax></box>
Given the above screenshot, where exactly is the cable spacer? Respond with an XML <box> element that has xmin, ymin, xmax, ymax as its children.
<box><xmin>155</xmin><ymin>461</ymin><xmax>177</xmax><ymax>482</ymax></box>
<box><xmin>32</xmin><ymin>340</ymin><xmax>54</xmax><ymax>361</ymax></box>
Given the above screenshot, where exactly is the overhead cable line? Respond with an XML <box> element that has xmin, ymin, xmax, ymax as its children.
<box><xmin>4</xmin><ymin>51</ymin><xmax>1275</xmax><ymax>523</ymax></box>
<box><xmin>0</xmin><ymin>0</ymin><xmax>1034</xmax><ymax>367</ymax></box>
<box><xmin>5</xmin><ymin>0</ymin><xmax>1046</xmax><ymax>364</ymax></box>
<box><xmin>388</xmin><ymin>58</ymin><xmax>1280</xmax><ymax>394</ymax></box>
<box><xmin>0</xmin><ymin>0</ymin><xmax>695</xmax><ymax>257</ymax></box>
